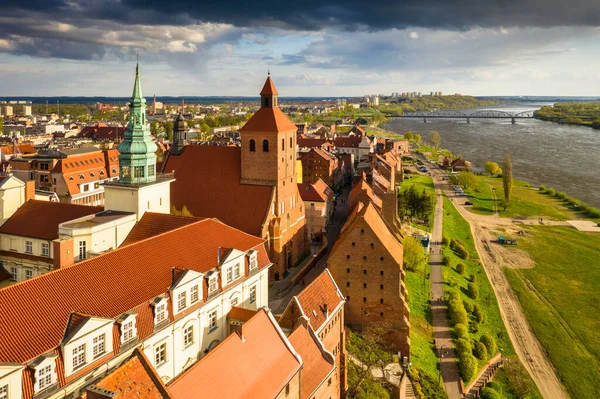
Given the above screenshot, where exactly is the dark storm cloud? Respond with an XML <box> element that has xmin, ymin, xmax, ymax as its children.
<box><xmin>3</xmin><ymin>0</ymin><xmax>600</xmax><ymax>31</ymax></box>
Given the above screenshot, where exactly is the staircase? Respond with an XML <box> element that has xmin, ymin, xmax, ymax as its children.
<box><xmin>405</xmin><ymin>377</ymin><xmax>417</xmax><ymax>399</ymax></box>
<box><xmin>464</xmin><ymin>357</ymin><xmax>506</xmax><ymax>399</ymax></box>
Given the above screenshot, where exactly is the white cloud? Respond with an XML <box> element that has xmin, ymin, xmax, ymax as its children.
<box><xmin>410</xmin><ymin>31</ymin><xmax>419</xmax><ymax>39</ymax></box>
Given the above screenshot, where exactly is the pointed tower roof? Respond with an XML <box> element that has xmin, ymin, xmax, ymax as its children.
<box><xmin>131</xmin><ymin>63</ymin><xmax>145</xmax><ymax>102</ymax></box>
<box><xmin>260</xmin><ymin>76</ymin><xmax>279</xmax><ymax>96</ymax></box>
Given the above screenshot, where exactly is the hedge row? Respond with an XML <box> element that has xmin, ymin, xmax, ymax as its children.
<box><xmin>539</xmin><ymin>186</ymin><xmax>600</xmax><ymax>218</ymax></box>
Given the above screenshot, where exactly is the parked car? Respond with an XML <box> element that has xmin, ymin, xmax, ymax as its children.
<box><xmin>465</xmin><ymin>201</ymin><xmax>473</xmax><ymax>205</ymax></box>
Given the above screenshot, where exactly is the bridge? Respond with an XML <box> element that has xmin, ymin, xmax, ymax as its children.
<box><xmin>398</xmin><ymin>110</ymin><xmax>536</xmax><ymax>124</ymax></box>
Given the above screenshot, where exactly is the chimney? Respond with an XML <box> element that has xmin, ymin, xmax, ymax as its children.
<box><xmin>323</xmin><ymin>303</ymin><xmax>329</xmax><ymax>320</ymax></box>
<box><xmin>24</xmin><ymin>180</ymin><xmax>35</xmax><ymax>202</ymax></box>
<box><xmin>53</xmin><ymin>238</ymin><xmax>74</xmax><ymax>270</ymax></box>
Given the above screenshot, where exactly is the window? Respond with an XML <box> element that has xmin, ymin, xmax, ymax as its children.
<box><xmin>363</xmin><ymin>283</ymin><xmax>367</xmax><ymax>288</ymax></box>
<box><xmin>262</xmin><ymin>139</ymin><xmax>269</xmax><ymax>152</ymax></box>
<box><xmin>380</xmin><ymin>284</ymin><xmax>384</xmax><ymax>290</ymax></box>
<box><xmin>226</xmin><ymin>267</ymin><xmax>233</xmax><ymax>283</ymax></box>
<box><xmin>40</xmin><ymin>175</ymin><xmax>49</xmax><ymax>183</ymax></box>
<box><xmin>134</xmin><ymin>166</ymin><xmax>145</xmax><ymax>178</ymax></box>
<box><xmin>94</xmin><ymin>182</ymin><xmax>100</xmax><ymax>189</ymax></box>
<box><xmin>380</xmin><ymin>270</ymin><xmax>384</xmax><ymax>276</ymax></box>
<box><xmin>380</xmin><ymin>298</ymin><xmax>384</xmax><ymax>304</ymax></box>
<box><xmin>154</xmin><ymin>343</ymin><xmax>167</xmax><ymax>366</ymax></box>
<box><xmin>191</xmin><ymin>285</ymin><xmax>199</xmax><ymax>303</ymax></box>
<box><xmin>122</xmin><ymin>321</ymin><xmax>134</xmax><ymax>342</ymax></box>
<box><xmin>25</xmin><ymin>270</ymin><xmax>33</xmax><ymax>280</ymax></box>
<box><xmin>83</xmin><ymin>184</ymin><xmax>89</xmax><ymax>192</ymax></box>
<box><xmin>363</xmin><ymin>297</ymin><xmax>367</xmax><ymax>303</ymax></box>
<box><xmin>249</xmin><ymin>139</ymin><xmax>256</xmax><ymax>152</ymax></box>
<box><xmin>78</xmin><ymin>241</ymin><xmax>86</xmax><ymax>260</ymax></box>
<box><xmin>346</xmin><ymin>268</ymin><xmax>350</xmax><ymax>273</ymax></box>
<box><xmin>178</xmin><ymin>291</ymin><xmax>187</xmax><ymax>312</ymax></box>
<box><xmin>148</xmin><ymin>165</ymin><xmax>155</xmax><ymax>177</ymax></box>
<box><xmin>72</xmin><ymin>343</ymin><xmax>86</xmax><ymax>370</ymax></box>
<box><xmin>183</xmin><ymin>326</ymin><xmax>193</xmax><ymax>347</ymax></box>
<box><xmin>42</xmin><ymin>243</ymin><xmax>49</xmax><ymax>256</ymax></box>
<box><xmin>250</xmin><ymin>286</ymin><xmax>256</xmax><ymax>304</ymax></box>
<box><xmin>290</xmin><ymin>137</ymin><xmax>293</xmax><ymax>148</ymax></box>
<box><xmin>10</xmin><ymin>267</ymin><xmax>17</xmax><ymax>281</ymax></box>
<box><xmin>25</xmin><ymin>241</ymin><xmax>32</xmax><ymax>254</ymax></box>
<box><xmin>363</xmin><ymin>269</ymin><xmax>367</xmax><ymax>275</ymax></box>
<box><xmin>346</xmin><ymin>296</ymin><xmax>350</xmax><ymax>301</ymax></box>
<box><xmin>230</xmin><ymin>297</ymin><xmax>239</xmax><ymax>307</ymax></box>
<box><xmin>0</xmin><ymin>385</ymin><xmax>7</xmax><ymax>399</ymax></box>
<box><xmin>352</xmin><ymin>242</ymin><xmax>355</xmax><ymax>246</ymax></box>
<box><xmin>250</xmin><ymin>255</ymin><xmax>258</xmax><ymax>270</ymax></box>
<box><xmin>363</xmin><ymin>255</ymin><xmax>367</xmax><ymax>260</ymax></box>
<box><xmin>346</xmin><ymin>282</ymin><xmax>350</xmax><ymax>287</ymax></box>
<box><xmin>285</xmin><ymin>384</ymin><xmax>290</xmax><ymax>395</ymax></box>
<box><xmin>281</xmin><ymin>138</ymin><xmax>285</xmax><ymax>151</ymax></box>
<box><xmin>93</xmin><ymin>334</ymin><xmax>105</xmax><ymax>359</ymax></box>
<box><xmin>208</xmin><ymin>310</ymin><xmax>218</xmax><ymax>332</ymax></box>
<box><xmin>380</xmin><ymin>312</ymin><xmax>384</xmax><ymax>316</ymax></box>
<box><xmin>209</xmin><ymin>277</ymin><xmax>218</xmax><ymax>294</ymax></box>
<box><xmin>380</xmin><ymin>257</ymin><xmax>384</xmax><ymax>262</ymax></box>
<box><xmin>79</xmin><ymin>174</ymin><xmax>84</xmax><ymax>180</ymax></box>
<box><xmin>346</xmin><ymin>254</ymin><xmax>350</xmax><ymax>259</ymax></box>
<box><xmin>90</xmin><ymin>172</ymin><xmax>95</xmax><ymax>177</ymax></box>
<box><xmin>234</xmin><ymin>263</ymin><xmax>240</xmax><ymax>279</ymax></box>
<box><xmin>155</xmin><ymin>303</ymin><xmax>167</xmax><ymax>324</ymax></box>
<box><xmin>361</xmin><ymin>229</ymin><xmax>364</xmax><ymax>235</ymax></box>
<box><xmin>38</xmin><ymin>364</ymin><xmax>53</xmax><ymax>390</ymax></box>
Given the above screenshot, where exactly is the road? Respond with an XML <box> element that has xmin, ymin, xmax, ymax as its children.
<box><xmin>430</xmin><ymin>174</ymin><xmax>463</xmax><ymax>399</ymax></box>
<box><xmin>426</xmin><ymin>160</ymin><xmax>569</xmax><ymax>399</ymax></box>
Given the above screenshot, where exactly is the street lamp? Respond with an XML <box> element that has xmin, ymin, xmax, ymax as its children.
<box><xmin>361</xmin><ymin>305</ymin><xmax>369</xmax><ymax>334</ymax></box>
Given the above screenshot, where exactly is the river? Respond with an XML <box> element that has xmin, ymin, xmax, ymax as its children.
<box><xmin>382</xmin><ymin>103</ymin><xmax>600</xmax><ymax>209</ymax></box>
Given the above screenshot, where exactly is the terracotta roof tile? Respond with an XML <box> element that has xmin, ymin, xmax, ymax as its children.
<box><xmin>0</xmin><ymin>218</ymin><xmax>269</xmax><ymax>363</ymax></box>
<box><xmin>298</xmin><ymin>179</ymin><xmax>333</xmax><ymax>203</ymax></box>
<box><xmin>228</xmin><ymin>306</ymin><xmax>258</xmax><ymax>322</ymax></box>
<box><xmin>334</xmin><ymin>135</ymin><xmax>361</xmax><ymax>148</ymax></box>
<box><xmin>0</xmin><ymin>144</ymin><xmax>37</xmax><ymax>155</ymax></box>
<box><xmin>260</xmin><ymin>76</ymin><xmax>279</xmax><ymax>96</ymax></box>
<box><xmin>0</xmin><ymin>200</ymin><xmax>103</xmax><ymax>240</ymax></box>
<box><xmin>162</xmin><ymin>146</ymin><xmax>273</xmax><ymax>236</ymax></box>
<box><xmin>295</xmin><ymin>269</ymin><xmax>344</xmax><ymax>332</ymax></box>
<box><xmin>348</xmin><ymin>178</ymin><xmax>382</xmax><ymax>211</ymax></box>
<box><xmin>92</xmin><ymin>348</ymin><xmax>171</xmax><ymax>398</ymax></box>
<box><xmin>122</xmin><ymin>212</ymin><xmax>203</xmax><ymax>246</ymax></box>
<box><xmin>288</xmin><ymin>325</ymin><xmax>335</xmax><ymax>399</ymax></box>
<box><xmin>168</xmin><ymin>309</ymin><xmax>301</xmax><ymax>399</ymax></box>
<box><xmin>240</xmin><ymin>107</ymin><xmax>298</xmax><ymax>133</ymax></box>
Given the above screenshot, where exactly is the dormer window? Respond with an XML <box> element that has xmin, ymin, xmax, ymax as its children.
<box><xmin>79</xmin><ymin>174</ymin><xmax>84</xmax><ymax>180</ymax></box>
<box><xmin>90</xmin><ymin>172</ymin><xmax>95</xmax><ymax>177</ymax></box>
<box><xmin>226</xmin><ymin>267</ymin><xmax>233</xmax><ymax>283</ymax></box>
<box><xmin>36</xmin><ymin>364</ymin><xmax>55</xmax><ymax>392</ymax></box>
<box><xmin>72</xmin><ymin>343</ymin><xmax>86</xmax><ymax>370</ymax></box>
<box><xmin>155</xmin><ymin>302</ymin><xmax>167</xmax><ymax>324</ymax></box>
<box><xmin>119</xmin><ymin>315</ymin><xmax>137</xmax><ymax>344</ymax></box>
<box><xmin>208</xmin><ymin>276</ymin><xmax>218</xmax><ymax>294</ymax></box>
<box><xmin>234</xmin><ymin>263</ymin><xmax>241</xmax><ymax>279</ymax></box>
<box><xmin>248</xmin><ymin>250</ymin><xmax>258</xmax><ymax>270</ymax></box>
<box><xmin>191</xmin><ymin>285</ymin><xmax>199</xmax><ymax>303</ymax></box>
<box><xmin>178</xmin><ymin>291</ymin><xmax>187</xmax><ymax>312</ymax></box>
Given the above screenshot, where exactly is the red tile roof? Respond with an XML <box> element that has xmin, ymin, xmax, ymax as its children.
<box><xmin>334</xmin><ymin>135</ymin><xmax>361</xmax><ymax>148</ymax></box>
<box><xmin>168</xmin><ymin>309</ymin><xmax>301</xmax><ymax>399</ymax></box>
<box><xmin>297</xmin><ymin>137</ymin><xmax>331</xmax><ymax>148</ymax></box>
<box><xmin>240</xmin><ymin>107</ymin><xmax>298</xmax><ymax>133</ymax></box>
<box><xmin>260</xmin><ymin>76</ymin><xmax>279</xmax><ymax>96</ymax></box>
<box><xmin>228</xmin><ymin>306</ymin><xmax>258</xmax><ymax>322</ymax></box>
<box><xmin>92</xmin><ymin>348</ymin><xmax>171</xmax><ymax>399</ymax></box>
<box><xmin>0</xmin><ymin>200</ymin><xmax>103</xmax><ymax>240</ymax></box>
<box><xmin>52</xmin><ymin>149</ymin><xmax>120</xmax><ymax>196</ymax></box>
<box><xmin>0</xmin><ymin>144</ymin><xmax>37</xmax><ymax>155</ymax></box>
<box><xmin>162</xmin><ymin>146</ymin><xmax>273</xmax><ymax>236</ymax></box>
<box><xmin>348</xmin><ymin>177</ymin><xmax>382</xmax><ymax>211</ymax></box>
<box><xmin>80</xmin><ymin>125</ymin><xmax>126</xmax><ymax>141</ymax></box>
<box><xmin>0</xmin><ymin>218</ymin><xmax>269</xmax><ymax>363</ymax></box>
<box><xmin>298</xmin><ymin>179</ymin><xmax>333</xmax><ymax>203</ymax></box>
<box><xmin>288</xmin><ymin>325</ymin><xmax>335</xmax><ymax>399</ymax></box>
<box><xmin>294</xmin><ymin>269</ymin><xmax>344</xmax><ymax>332</ymax></box>
<box><xmin>121</xmin><ymin>212</ymin><xmax>203</xmax><ymax>246</ymax></box>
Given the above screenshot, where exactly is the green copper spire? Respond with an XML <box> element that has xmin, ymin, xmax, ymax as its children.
<box><xmin>117</xmin><ymin>63</ymin><xmax>158</xmax><ymax>184</ymax></box>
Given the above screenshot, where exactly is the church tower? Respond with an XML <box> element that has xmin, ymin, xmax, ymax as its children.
<box><xmin>104</xmin><ymin>63</ymin><xmax>174</xmax><ymax>220</ymax></box>
<box><xmin>239</xmin><ymin>75</ymin><xmax>307</xmax><ymax>277</ymax></box>
<box><xmin>117</xmin><ymin>63</ymin><xmax>158</xmax><ymax>184</ymax></box>
<box><xmin>172</xmin><ymin>101</ymin><xmax>188</xmax><ymax>154</ymax></box>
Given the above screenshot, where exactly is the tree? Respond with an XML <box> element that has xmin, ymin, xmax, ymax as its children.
<box><xmin>404</xmin><ymin>131</ymin><xmax>413</xmax><ymax>141</ymax></box>
<box><xmin>429</xmin><ymin>130</ymin><xmax>441</xmax><ymax>149</ymax></box>
<box><xmin>484</xmin><ymin>161</ymin><xmax>501</xmax><ymax>175</ymax></box>
<box><xmin>457</xmin><ymin>171</ymin><xmax>477</xmax><ymax>191</ymax></box>
<box><xmin>458</xmin><ymin>351</ymin><xmax>477</xmax><ymax>381</ymax></box>
<box><xmin>403</xmin><ymin>236</ymin><xmax>428</xmax><ymax>272</ymax></box>
<box><xmin>473</xmin><ymin>341</ymin><xmax>488</xmax><ymax>360</ymax></box>
<box><xmin>480</xmin><ymin>333</ymin><xmax>497</xmax><ymax>355</ymax></box>
<box><xmin>150</xmin><ymin>121</ymin><xmax>162</xmax><ymax>136</ymax></box>
<box><xmin>502</xmin><ymin>153</ymin><xmax>513</xmax><ymax>205</ymax></box>
<box><xmin>163</xmin><ymin>121</ymin><xmax>174</xmax><ymax>140</ymax></box>
<box><xmin>467</xmin><ymin>283</ymin><xmax>479</xmax><ymax>299</ymax></box>
<box><xmin>413</xmin><ymin>133</ymin><xmax>422</xmax><ymax>145</ymax></box>
<box><xmin>502</xmin><ymin>361</ymin><xmax>535</xmax><ymax>398</ymax></box>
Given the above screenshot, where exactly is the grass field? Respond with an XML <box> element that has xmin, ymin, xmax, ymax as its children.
<box><xmin>442</xmin><ymin>196</ymin><xmax>541</xmax><ymax>397</ymax></box>
<box><xmin>462</xmin><ymin>176</ymin><xmax>578</xmax><ymax>220</ymax></box>
<box><xmin>401</xmin><ymin>174</ymin><xmax>436</xmax><ymax>232</ymax></box>
<box><xmin>504</xmin><ymin>226</ymin><xmax>600</xmax><ymax>399</ymax></box>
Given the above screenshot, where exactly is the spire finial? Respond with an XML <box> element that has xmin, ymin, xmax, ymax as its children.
<box><xmin>268</xmin><ymin>63</ymin><xmax>270</xmax><ymax>76</ymax></box>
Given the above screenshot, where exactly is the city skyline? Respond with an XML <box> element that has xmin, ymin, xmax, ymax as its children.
<box><xmin>1</xmin><ymin>1</ymin><xmax>600</xmax><ymax>96</ymax></box>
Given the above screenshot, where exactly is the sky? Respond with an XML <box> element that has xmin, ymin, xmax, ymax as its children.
<box><xmin>1</xmin><ymin>0</ymin><xmax>600</xmax><ymax>97</ymax></box>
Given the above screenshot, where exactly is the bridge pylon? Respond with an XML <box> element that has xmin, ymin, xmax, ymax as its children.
<box><xmin>424</xmin><ymin>117</ymin><xmax>428</xmax><ymax>123</ymax></box>
<box><xmin>511</xmin><ymin>117</ymin><xmax>516</xmax><ymax>124</ymax></box>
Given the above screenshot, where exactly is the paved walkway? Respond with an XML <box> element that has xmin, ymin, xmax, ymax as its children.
<box><xmin>269</xmin><ymin>185</ymin><xmax>351</xmax><ymax>314</ymax></box>
<box><xmin>348</xmin><ymin>354</ymin><xmax>403</xmax><ymax>387</ymax></box>
<box><xmin>429</xmin><ymin>167</ymin><xmax>463</xmax><ymax>399</ymax></box>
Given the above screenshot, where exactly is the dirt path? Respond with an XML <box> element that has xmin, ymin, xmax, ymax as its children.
<box><xmin>433</xmin><ymin>170</ymin><xmax>569</xmax><ymax>399</ymax></box>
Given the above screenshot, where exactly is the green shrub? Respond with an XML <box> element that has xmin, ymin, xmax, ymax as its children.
<box><xmin>467</xmin><ymin>283</ymin><xmax>479</xmax><ymax>299</ymax></box>
<box><xmin>480</xmin><ymin>333</ymin><xmax>497</xmax><ymax>355</ymax></box>
<box><xmin>442</xmin><ymin>256</ymin><xmax>451</xmax><ymax>266</ymax></box>
<box><xmin>469</xmin><ymin>273</ymin><xmax>477</xmax><ymax>283</ymax></box>
<box><xmin>463</xmin><ymin>300</ymin><xmax>474</xmax><ymax>314</ymax></box>
<box><xmin>456</xmin><ymin>263</ymin><xmax>466</xmax><ymax>274</ymax></box>
<box><xmin>449</xmin><ymin>291</ymin><xmax>461</xmax><ymax>302</ymax></box>
<box><xmin>586</xmin><ymin>207</ymin><xmax>600</xmax><ymax>218</ymax></box>
<box><xmin>473</xmin><ymin>304</ymin><xmax>486</xmax><ymax>323</ymax></box>
<box><xmin>546</xmin><ymin>187</ymin><xmax>556</xmax><ymax>196</ymax></box>
<box><xmin>450</xmin><ymin>238</ymin><xmax>464</xmax><ymax>251</ymax></box>
<box><xmin>458</xmin><ymin>351</ymin><xmax>477</xmax><ymax>382</ymax></box>
<box><xmin>539</xmin><ymin>185</ymin><xmax>546</xmax><ymax>192</ymax></box>
<box><xmin>456</xmin><ymin>337</ymin><xmax>472</xmax><ymax>355</ymax></box>
<box><xmin>556</xmin><ymin>191</ymin><xmax>567</xmax><ymax>200</ymax></box>
<box><xmin>480</xmin><ymin>387</ymin><xmax>502</xmax><ymax>399</ymax></box>
<box><xmin>455</xmin><ymin>245</ymin><xmax>469</xmax><ymax>260</ymax></box>
<box><xmin>449</xmin><ymin>299</ymin><xmax>469</xmax><ymax>326</ymax></box>
<box><xmin>454</xmin><ymin>323</ymin><xmax>469</xmax><ymax>339</ymax></box>
<box><xmin>469</xmin><ymin>321</ymin><xmax>479</xmax><ymax>334</ymax></box>
<box><xmin>441</xmin><ymin>236</ymin><xmax>449</xmax><ymax>246</ymax></box>
<box><xmin>473</xmin><ymin>341</ymin><xmax>488</xmax><ymax>360</ymax></box>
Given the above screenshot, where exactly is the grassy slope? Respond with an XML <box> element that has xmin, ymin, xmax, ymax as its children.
<box><xmin>463</xmin><ymin>176</ymin><xmax>577</xmax><ymax>220</ymax></box>
<box><xmin>401</xmin><ymin>174</ymin><xmax>436</xmax><ymax>232</ymax></box>
<box><xmin>442</xmin><ymin>196</ymin><xmax>541</xmax><ymax>398</ymax></box>
<box><xmin>505</xmin><ymin>226</ymin><xmax>600</xmax><ymax>398</ymax></box>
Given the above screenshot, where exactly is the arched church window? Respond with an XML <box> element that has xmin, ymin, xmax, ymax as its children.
<box><xmin>263</xmin><ymin>140</ymin><xmax>269</xmax><ymax>152</ymax></box>
<box><xmin>249</xmin><ymin>139</ymin><xmax>256</xmax><ymax>152</ymax></box>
